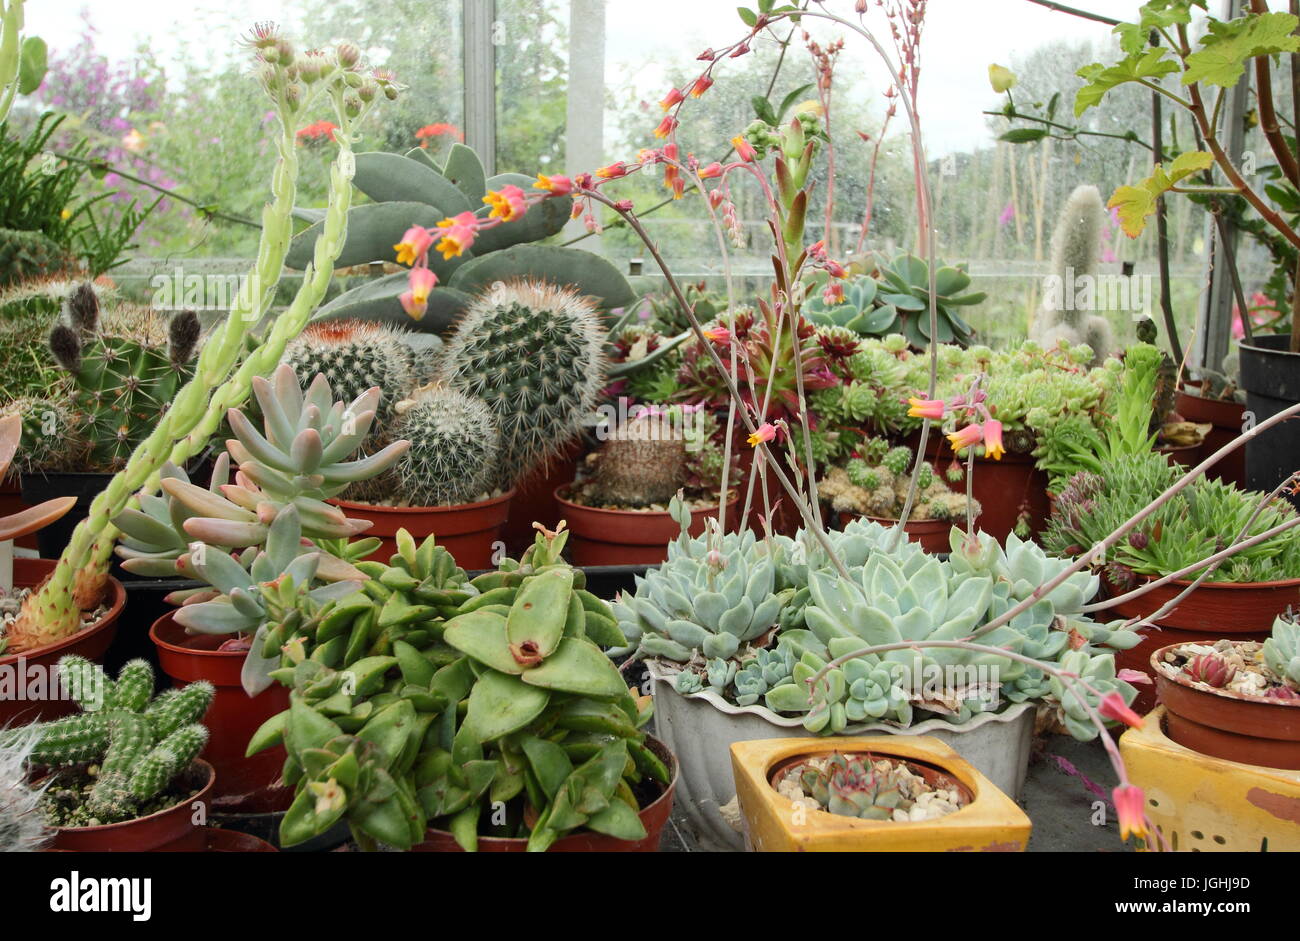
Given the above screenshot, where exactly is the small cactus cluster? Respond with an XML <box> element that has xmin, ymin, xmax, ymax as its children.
<box><xmin>439</xmin><ymin>280</ymin><xmax>606</xmax><ymax>490</ymax></box>
<box><xmin>389</xmin><ymin>384</ymin><xmax>501</xmax><ymax>507</ymax></box>
<box><xmin>6</xmin><ymin>657</ymin><xmax>213</xmax><ymax>826</ymax></box>
<box><xmin>585</xmin><ymin>412</ymin><xmax>687</xmax><ymax>507</ymax></box>
<box><xmin>46</xmin><ymin>282</ymin><xmax>202</xmax><ymax>471</ymax></box>
<box><xmin>822</xmin><ymin>439</ymin><xmax>975</xmax><ymax>523</ymax></box>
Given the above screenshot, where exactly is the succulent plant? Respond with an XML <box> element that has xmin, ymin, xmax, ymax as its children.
<box><xmin>290</xmin><ymin>143</ymin><xmax>634</xmax><ymax>334</ymax></box>
<box><xmin>802</xmin><ymin>276</ymin><xmax>897</xmax><ymax>336</ymax></box>
<box><xmin>1031</xmin><ymin>185</ymin><xmax>1115</xmax><ymax>365</ymax></box>
<box><xmin>282</xmin><ymin>319</ymin><xmax>418</xmax><ymax>433</ymax></box>
<box><xmin>439</xmin><ymin>280</ymin><xmax>607</xmax><ymax>488</ymax></box>
<box><xmin>1186</xmin><ymin>652</ymin><xmax>1236</xmax><ymax>688</ymax></box>
<box><xmin>0</xmin><ymin>394</ymin><xmax>84</xmax><ymax>478</ymax></box>
<box><xmin>46</xmin><ymin>282</ymin><xmax>202</xmax><ymax>471</ymax></box>
<box><xmin>1265</xmin><ymin>616</ymin><xmax>1300</xmax><ymax>691</ymax></box>
<box><xmin>0</xmin><ymin>727</ymin><xmax>48</xmax><ymax>851</ymax></box>
<box><xmin>807</xmin><ymin>753</ymin><xmax>906</xmax><ymax>820</ymax></box>
<box><xmin>2</xmin><ymin>657</ymin><xmax>212</xmax><ymax>826</ymax></box>
<box><xmin>586</xmin><ymin>412</ymin><xmax>687</xmax><ymax>507</ymax></box>
<box><xmin>387</xmin><ymin>384</ymin><xmax>501</xmax><ymax>507</ymax></box>
<box><xmin>823</xmin><ymin>447</ymin><xmax>972</xmax><ymax>524</ymax></box>
<box><xmin>0</xmin><ymin>227</ymin><xmax>73</xmax><ymax>289</ymax></box>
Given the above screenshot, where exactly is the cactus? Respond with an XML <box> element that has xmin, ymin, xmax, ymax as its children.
<box><xmin>1032</xmin><ymin>185</ymin><xmax>1115</xmax><ymax>365</ymax></box>
<box><xmin>46</xmin><ymin>282</ymin><xmax>202</xmax><ymax>471</ymax></box>
<box><xmin>282</xmin><ymin>319</ymin><xmax>418</xmax><ymax>433</ymax></box>
<box><xmin>0</xmin><ymin>228</ymin><xmax>73</xmax><ymax>288</ymax></box>
<box><xmin>0</xmin><ymin>727</ymin><xmax>48</xmax><ymax>851</ymax></box>
<box><xmin>387</xmin><ymin>384</ymin><xmax>500</xmax><ymax>507</ymax></box>
<box><xmin>291</xmin><ymin>144</ymin><xmax>635</xmax><ymax>334</ymax></box>
<box><xmin>586</xmin><ymin>413</ymin><xmax>687</xmax><ymax>507</ymax></box>
<box><xmin>440</xmin><ymin>280</ymin><xmax>607</xmax><ymax>488</ymax></box>
<box><xmin>1</xmin><ymin>657</ymin><xmax>212</xmax><ymax>826</ymax></box>
<box><xmin>0</xmin><ymin>395</ymin><xmax>84</xmax><ymax>477</ymax></box>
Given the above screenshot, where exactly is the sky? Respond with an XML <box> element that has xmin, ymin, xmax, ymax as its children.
<box><xmin>26</xmin><ymin>0</ymin><xmax>1149</xmax><ymax>155</ymax></box>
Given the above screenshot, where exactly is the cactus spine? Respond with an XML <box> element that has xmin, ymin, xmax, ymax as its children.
<box><xmin>587</xmin><ymin>413</ymin><xmax>686</xmax><ymax>507</ymax></box>
<box><xmin>390</xmin><ymin>384</ymin><xmax>500</xmax><ymax>506</ymax></box>
<box><xmin>0</xmin><ymin>728</ymin><xmax>49</xmax><ymax>851</ymax></box>
<box><xmin>0</xmin><ymin>395</ymin><xmax>84</xmax><ymax>478</ymax></box>
<box><xmin>440</xmin><ymin>280</ymin><xmax>607</xmax><ymax>488</ymax></box>
<box><xmin>1032</xmin><ymin>184</ymin><xmax>1115</xmax><ymax>365</ymax></box>
<box><xmin>283</xmin><ymin>319</ymin><xmax>417</xmax><ymax>432</ymax></box>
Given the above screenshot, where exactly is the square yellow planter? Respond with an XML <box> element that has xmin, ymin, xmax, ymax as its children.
<box><xmin>730</xmin><ymin>735</ymin><xmax>1031</xmax><ymax>852</ymax></box>
<box><xmin>1121</xmin><ymin>706</ymin><xmax>1300</xmax><ymax>852</ymax></box>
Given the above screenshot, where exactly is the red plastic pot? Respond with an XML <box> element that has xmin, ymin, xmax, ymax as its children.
<box><xmin>1153</xmin><ymin>643</ymin><xmax>1300</xmax><ymax>768</ymax></box>
<box><xmin>47</xmin><ymin>759</ymin><xmax>215</xmax><ymax>852</ymax></box>
<box><xmin>150</xmin><ymin>613</ymin><xmax>291</xmax><ymax>813</ymax></box>
<box><xmin>1107</xmin><ymin>573</ymin><xmax>1297</xmax><ymax>715</ymax></box>
<box><xmin>501</xmin><ymin>443</ymin><xmax>582</xmax><ymax>554</ymax></box>
<box><xmin>0</xmin><ymin>558</ymin><xmax>125</xmax><ymax>727</ymax></box>
<box><xmin>556</xmin><ymin>487</ymin><xmax>738</xmax><ymax>566</ymax></box>
<box><xmin>1157</xmin><ymin>441</ymin><xmax>1202</xmax><ymax>468</ymax></box>
<box><xmin>1176</xmin><ymin>382</ymin><xmax>1246</xmax><ymax>488</ymax></box>
<box><xmin>333</xmin><ymin>490</ymin><xmax>514</xmax><ymax>571</ymax></box>
<box><xmin>837</xmin><ymin>512</ymin><xmax>952</xmax><ymax>554</ymax></box>
<box><xmin>413</xmin><ymin>735</ymin><xmax>678</xmax><ymax>852</ymax></box>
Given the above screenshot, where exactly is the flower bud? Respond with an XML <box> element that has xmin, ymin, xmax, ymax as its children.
<box><xmin>344</xmin><ymin>95</ymin><xmax>362</xmax><ymax>118</ymax></box>
<box><xmin>336</xmin><ymin>42</ymin><xmax>361</xmax><ymax>69</ymax></box>
<box><xmin>357</xmin><ymin>81</ymin><xmax>377</xmax><ymax>103</ymax></box>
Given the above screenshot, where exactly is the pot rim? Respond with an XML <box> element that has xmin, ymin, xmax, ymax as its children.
<box><xmin>1149</xmin><ymin>641</ymin><xmax>1300</xmax><ymax>708</ymax></box>
<box><xmin>46</xmin><ymin>758</ymin><xmax>216</xmax><ymax>837</ymax></box>
<box><xmin>0</xmin><ymin>561</ymin><xmax>126</xmax><ymax>669</ymax></box>
<box><xmin>1238</xmin><ymin>334</ymin><xmax>1298</xmax><ymax>356</ymax></box>
<box><xmin>332</xmin><ymin>488</ymin><xmax>516</xmax><ymax>516</ymax></box>
<box><xmin>1133</xmin><ymin>571</ymin><xmax>1300</xmax><ymax>592</ymax></box>
<box><xmin>553</xmin><ymin>485</ymin><xmax>738</xmax><ymax>518</ymax></box>
<box><xmin>148</xmin><ymin>611</ymin><xmax>245</xmax><ymax>660</ymax></box>
<box><xmin>421</xmin><ymin>733</ymin><xmax>679</xmax><ymax>847</ymax></box>
<box><xmin>764</xmin><ymin>749</ymin><xmax>976</xmax><ymax>822</ymax></box>
<box><xmin>646</xmin><ymin>658</ymin><xmax>1036</xmax><ymax>735</ymax></box>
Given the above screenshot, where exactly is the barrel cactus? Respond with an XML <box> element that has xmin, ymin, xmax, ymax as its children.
<box><xmin>288</xmin><ymin>143</ymin><xmax>634</xmax><ymax>334</ymax></box>
<box><xmin>282</xmin><ymin>319</ymin><xmax>418</xmax><ymax>432</ymax></box>
<box><xmin>440</xmin><ymin>280</ymin><xmax>607</xmax><ymax>488</ymax></box>
<box><xmin>3</xmin><ymin>657</ymin><xmax>213</xmax><ymax>827</ymax></box>
<box><xmin>390</xmin><ymin>384</ymin><xmax>501</xmax><ymax>507</ymax></box>
<box><xmin>46</xmin><ymin>282</ymin><xmax>202</xmax><ymax>471</ymax></box>
<box><xmin>0</xmin><ymin>227</ymin><xmax>73</xmax><ymax>288</ymax></box>
<box><xmin>586</xmin><ymin>412</ymin><xmax>687</xmax><ymax>507</ymax></box>
<box><xmin>0</xmin><ymin>395</ymin><xmax>84</xmax><ymax>477</ymax></box>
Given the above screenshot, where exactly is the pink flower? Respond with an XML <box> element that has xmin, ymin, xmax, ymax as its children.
<box><xmin>821</xmin><ymin>283</ymin><xmax>845</xmax><ymax>306</ymax></box>
<box><xmin>393</xmin><ymin>225</ymin><xmax>434</xmax><ymax>265</ymax></box>
<box><xmin>660</xmin><ymin>87</ymin><xmax>685</xmax><ymax>111</ymax></box>
<box><xmin>483</xmin><ymin>184</ymin><xmax>527</xmax><ymax>222</ymax></box>
<box><xmin>596</xmin><ymin>161</ymin><xmax>628</xmax><ymax>179</ymax></box>
<box><xmin>1112</xmin><ymin>784</ymin><xmax>1147</xmax><ymax>841</ymax></box>
<box><xmin>690</xmin><ymin>75</ymin><xmax>714</xmax><ymax>98</ymax></box>
<box><xmin>698</xmin><ymin>162</ymin><xmax>723</xmax><ymax>179</ymax></box>
<box><xmin>434</xmin><ymin>211</ymin><xmax>479</xmax><ymax>259</ymax></box>
<box><xmin>997</xmin><ymin>201</ymin><xmax>1016</xmax><ymax>226</ymax></box>
<box><xmin>400</xmin><ymin>267</ymin><xmax>438</xmax><ymax>321</ymax></box>
<box><xmin>731</xmin><ymin>134</ymin><xmax>757</xmax><ymax>162</ymax></box>
<box><xmin>534</xmin><ymin>173</ymin><xmax>574</xmax><ymax>196</ymax></box>
<box><xmin>983</xmin><ymin>419</ymin><xmax>1005</xmax><ymax>461</ymax></box>
<box><xmin>653</xmin><ymin>114</ymin><xmax>678</xmax><ymax>139</ymax></box>
<box><xmin>907</xmin><ymin>397</ymin><xmax>945</xmax><ymax>420</ymax></box>
<box><xmin>702</xmin><ymin>326</ymin><xmax>731</xmax><ymax>344</ymax></box>
<box><xmin>946</xmin><ymin>423</ymin><xmax>984</xmax><ymax>453</ymax></box>
<box><xmin>747</xmin><ymin>422</ymin><xmax>776</xmax><ymax>447</ymax></box>
<box><xmin>1099</xmin><ymin>691</ymin><xmax>1145</xmax><ymax>729</ymax></box>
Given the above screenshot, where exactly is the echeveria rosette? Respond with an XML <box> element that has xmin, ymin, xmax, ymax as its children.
<box><xmin>1264</xmin><ymin>616</ymin><xmax>1300</xmax><ymax>690</ymax></box>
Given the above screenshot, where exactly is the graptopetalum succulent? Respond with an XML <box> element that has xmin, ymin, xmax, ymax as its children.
<box><xmin>47</xmin><ymin>282</ymin><xmax>202</xmax><ymax>471</ymax></box>
<box><xmin>2</xmin><ymin>657</ymin><xmax>212</xmax><ymax>826</ymax></box>
<box><xmin>247</xmin><ymin>524</ymin><xmax>666</xmax><ymax>852</ymax></box>
<box><xmin>110</xmin><ymin>364</ymin><xmax>408</xmax><ymax>692</ymax></box>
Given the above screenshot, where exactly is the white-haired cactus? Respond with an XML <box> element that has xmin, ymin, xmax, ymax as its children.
<box><xmin>1032</xmin><ymin>185</ymin><xmax>1115</xmax><ymax>365</ymax></box>
<box><xmin>390</xmin><ymin>385</ymin><xmax>500</xmax><ymax>507</ymax></box>
<box><xmin>2</xmin><ymin>657</ymin><xmax>213</xmax><ymax>826</ymax></box>
<box><xmin>0</xmin><ymin>728</ymin><xmax>48</xmax><ymax>851</ymax></box>
<box><xmin>440</xmin><ymin>280</ymin><xmax>607</xmax><ymax>488</ymax></box>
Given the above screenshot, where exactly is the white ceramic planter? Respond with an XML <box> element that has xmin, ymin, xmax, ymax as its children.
<box><xmin>648</xmin><ymin>660</ymin><xmax>1036</xmax><ymax>852</ymax></box>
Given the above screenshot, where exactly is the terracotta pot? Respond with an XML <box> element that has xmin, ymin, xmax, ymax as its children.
<box><xmin>150</xmin><ymin>613</ymin><xmax>292</xmax><ymax>813</ymax></box>
<box><xmin>556</xmin><ymin>487</ymin><xmax>738</xmax><ymax>566</ymax></box>
<box><xmin>47</xmin><ymin>759</ymin><xmax>215</xmax><ymax>852</ymax></box>
<box><xmin>837</xmin><ymin>512</ymin><xmax>952</xmax><ymax>554</ymax></box>
<box><xmin>916</xmin><ymin>436</ymin><xmax>1049</xmax><ymax>540</ymax></box>
<box><xmin>730</xmin><ymin>736</ymin><xmax>1031</xmax><ymax>852</ymax></box>
<box><xmin>1175</xmin><ymin>383</ymin><xmax>1246</xmax><ymax>488</ymax></box>
<box><xmin>0</xmin><ymin>558</ymin><xmax>126</xmax><ymax>726</ymax></box>
<box><xmin>413</xmin><ymin>735</ymin><xmax>677</xmax><ymax>852</ymax></box>
<box><xmin>333</xmin><ymin>490</ymin><xmax>514</xmax><ymax>570</ymax></box>
<box><xmin>501</xmin><ymin>443</ymin><xmax>581</xmax><ymax>554</ymax></box>
<box><xmin>197</xmin><ymin>828</ymin><xmax>279</xmax><ymax>852</ymax></box>
<box><xmin>1107</xmin><ymin>573</ymin><xmax>1297</xmax><ymax>715</ymax></box>
<box><xmin>1153</xmin><ymin>643</ymin><xmax>1300</xmax><ymax>768</ymax></box>
<box><xmin>1156</xmin><ymin>441</ymin><xmax>1202</xmax><ymax>468</ymax></box>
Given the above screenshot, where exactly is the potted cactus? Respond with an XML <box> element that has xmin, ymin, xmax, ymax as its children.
<box><xmin>335</xmin><ymin>280</ymin><xmax>608</xmax><ymax>564</ymax></box>
<box><xmin>1150</xmin><ymin>615</ymin><xmax>1300</xmax><ymax>769</ymax></box>
<box><xmin>110</xmin><ymin>364</ymin><xmax>404</xmax><ymax>810</ymax></box>
<box><xmin>3</xmin><ymin>656</ymin><xmax>215</xmax><ymax>851</ymax></box>
<box><xmin>0</xmin><ymin>413</ymin><xmax>127</xmax><ymax>727</ymax></box>
<box><xmin>244</xmin><ymin>523</ymin><xmax>678</xmax><ymax>852</ymax></box>
<box><xmin>0</xmin><ymin>725</ymin><xmax>49</xmax><ymax>852</ymax></box>
<box><xmin>557</xmin><ymin>405</ymin><xmax>738</xmax><ymax>565</ymax></box>
<box><xmin>9</xmin><ymin>282</ymin><xmax>202</xmax><ymax>559</ymax></box>
<box><xmin>730</xmin><ymin>736</ymin><xmax>1031</xmax><ymax>852</ymax></box>
<box><xmin>820</xmin><ymin>438</ymin><xmax>976</xmax><ymax>553</ymax></box>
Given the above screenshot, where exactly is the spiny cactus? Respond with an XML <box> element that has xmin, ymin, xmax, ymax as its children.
<box><xmin>586</xmin><ymin>413</ymin><xmax>687</xmax><ymax>507</ymax></box>
<box><xmin>440</xmin><ymin>279</ymin><xmax>607</xmax><ymax>488</ymax></box>
<box><xmin>1033</xmin><ymin>185</ymin><xmax>1115</xmax><ymax>365</ymax></box>
<box><xmin>389</xmin><ymin>384</ymin><xmax>500</xmax><ymax>507</ymax></box>
<box><xmin>47</xmin><ymin>282</ymin><xmax>203</xmax><ymax>471</ymax></box>
<box><xmin>0</xmin><ymin>727</ymin><xmax>49</xmax><ymax>851</ymax></box>
<box><xmin>282</xmin><ymin>319</ymin><xmax>418</xmax><ymax>433</ymax></box>
<box><xmin>5</xmin><ymin>657</ymin><xmax>213</xmax><ymax>826</ymax></box>
<box><xmin>0</xmin><ymin>395</ymin><xmax>84</xmax><ymax>478</ymax></box>
<box><xmin>0</xmin><ymin>228</ymin><xmax>74</xmax><ymax>288</ymax></box>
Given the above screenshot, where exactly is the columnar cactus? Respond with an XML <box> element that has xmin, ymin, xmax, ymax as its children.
<box><xmin>47</xmin><ymin>282</ymin><xmax>202</xmax><ymax>471</ymax></box>
<box><xmin>389</xmin><ymin>384</ymin><xmax>500</xmax><ymax>507</ymax></box>
<box><xmin>1032</xmin><ymin>184</ymin><xmax>1115</xmax><ymax>365</ymax></box>
<box><xmin>1264</xmin><ymin>616</ymin><xmax>1300</xmax><ymax>691</ymax></box>
<box><xmin>439</xmin><ymin>280</ymin><xmax>607</xmax><ymax>488</ymax></box>
<box><xmin>4</xmin><ymin>657</ymin><xmax>213</xmax><ymax>826</ymax></box>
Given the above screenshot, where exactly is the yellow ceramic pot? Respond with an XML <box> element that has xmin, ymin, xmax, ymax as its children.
<box><xmin>730</xmin><ymin>735</ymin><xmax>1031</xmax><ymax>852</ymax></box>
<box><xmin>1121</xmin><ymin>706</ymin><xmax>1300</xmax><ymax>852</ymax></box>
